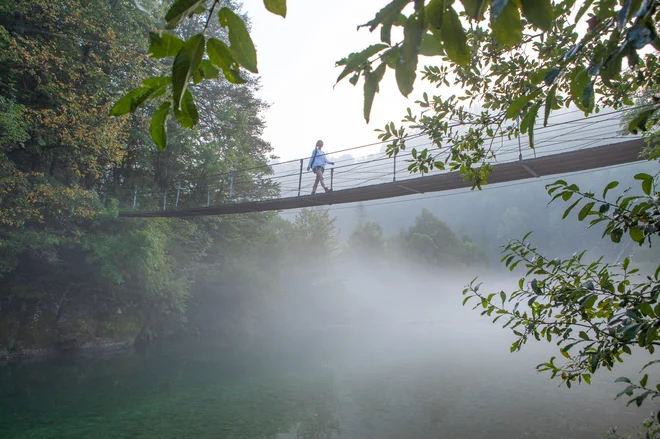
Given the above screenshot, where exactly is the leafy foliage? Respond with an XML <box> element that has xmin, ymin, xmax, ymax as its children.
<box><xmin>0</xmin><ymin>0</ymin><xmax>279</xmax><ymax>352</ymax></box>
<box><xmin>545</xmin><ymin>172</ymin><xmax>660</xmax><ymax>247</ymax></box>
<box><xmin>461</xmin><ymin>173</ymin><xmax>660</xmax><ymax>434</ymax></box>
<box><xmin>110</xmin><ymin>0</ymin><xmax>288</xmax><ymax>149</ymax></box>
<box><xmin>396</xmin><ymin>209</ymin><xmax>487</xmax><ymax>266</ymax></box>
<box><xmin>619</xmin><ymin>86</ymin><xmax>660</xmax><ymax>159</ymax></box>
<box><xmin>348</xmin><ymin>221</ymin><xmax>386</xmax><ymax>254</ymax></box>
<box><xmin>336</xmin><ymin>0</ymin><xmax>660</xmax><ymax>186</ymax></box>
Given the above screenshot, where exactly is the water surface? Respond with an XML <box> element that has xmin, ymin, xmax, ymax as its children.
<box><xmin>1</xmin><ymin>321</ymin><xmax>650</xmax><ymax>439</ymax></box>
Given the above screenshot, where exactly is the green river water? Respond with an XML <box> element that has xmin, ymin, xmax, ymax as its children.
<box><xmin>0</xmin><ymin>324</ymin><xmax>651</xmax><ymax>439</ymax></box>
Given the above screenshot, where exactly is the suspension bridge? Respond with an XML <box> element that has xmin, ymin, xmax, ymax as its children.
<box><xmin>117</xmin><ymin>108</ymin><xmax>651</xmax><ymax>218</ymax></box>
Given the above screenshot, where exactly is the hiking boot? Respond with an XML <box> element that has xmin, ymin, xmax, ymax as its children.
<box><xmin>324</xmin><ymin>188</ymin><xmax>333</xmax><ymax>193</ymax></box>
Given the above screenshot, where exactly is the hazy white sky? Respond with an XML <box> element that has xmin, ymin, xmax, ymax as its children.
<box><xmin>247</xmin><ymin>0</ymin><xmax>439</xmax><ymax>162</ymax></box>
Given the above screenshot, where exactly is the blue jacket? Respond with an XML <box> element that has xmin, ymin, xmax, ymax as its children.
<box><xmin>308</xmin><ymin>148</ymin><xmax>334</xmax><ymax>170</ymax></box>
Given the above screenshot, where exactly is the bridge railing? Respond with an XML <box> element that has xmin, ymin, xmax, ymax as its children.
<box><xmin>108</xmin><ymin>106</ymin><xmax>639</xmax><ymax>213</ymax></box>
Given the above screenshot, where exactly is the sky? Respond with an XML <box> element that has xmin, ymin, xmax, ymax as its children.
<box><xmin>246</xmin><ymin>0</ymin><xmax>441</xmax><ymax>162</ymax></box>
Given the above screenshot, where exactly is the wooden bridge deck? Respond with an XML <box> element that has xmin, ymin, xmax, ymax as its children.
<box><xmin>119</xmin><ymin>139</ymin><xmax>646</xmax><ymax>218</ymax></box>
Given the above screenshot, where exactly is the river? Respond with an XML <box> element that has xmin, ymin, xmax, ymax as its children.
<box><xmin>0</xmin><ymin>316</ymin><xmax>651</xmax><ymax>439</ymax></box>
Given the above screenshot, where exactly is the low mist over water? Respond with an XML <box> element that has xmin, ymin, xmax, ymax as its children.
<box><xmin>2</xmin><ymin>259</ymin><xmax>653</xmax><ymax>439</ymax></box>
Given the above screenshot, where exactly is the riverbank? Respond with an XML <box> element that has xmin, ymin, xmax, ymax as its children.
<box><xmin>0</xmin><ymin>338</ymin><xmax>133</xmax><ymax>364</ymax></box>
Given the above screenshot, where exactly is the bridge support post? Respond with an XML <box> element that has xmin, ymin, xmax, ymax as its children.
<box><xmin>175</xmin><ymin>181</ymin><xmax>181</xmax><ymax>208</ymax></box>
<box><xmin>229</xmin><ymin>172</ymin><xmax>234</xmax><ymax>200</ymax></box>
<box><xmin>207</xmin><ymin>189</ymin><xmax>210</xmax><ymax>207</ymax></box>
<box><xmin>330</xmin><ymin>168</ymin><xmax>334</xmax><ymax>191</ymax></box>
<box><xmin>163</xmin><ymin>191</ymin><xmax>167</xmax><ymax>211</ymax></box>
<box><xmin>297</xmin><ymin>159</ymin><xmax>303</xmax><ymax>197</ymax></box>
<box><xmin>132</xmin><ymin>186</ymin><xmax>137</xmax><ymax>210</ymax></box>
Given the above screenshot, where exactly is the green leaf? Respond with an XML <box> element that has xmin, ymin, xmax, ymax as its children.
<box><xmin>491</xmin><ymin>0</ymin><xmax>523</xmax><ymax>47</ymax></box>
<box><xmin>634</xmin><ymin>173</ymin><xmax>653</xmax><ymax>196</ymax></box>
<box><xmin>543</xmin><ymin>84</ymin><xmax>557</xmax><ymax>127</ymax></box>
<box><xmin>629</xmin><ymin>226</ymin><xmax>644</xmax><ymax>243</ymax></box>
<box><xmin>582</xmin><ymin>295</ymin><xmax>598</xmax><ymax>309</ymax></box>
<box><xmin>165</xmin><ymin>0</ymin><xmax>205</xmax><ymax>30</ymax></box>
<box><xmin>263</xmin><ymin>0</ymin><xmax>286</xmax><ymax>17</ymax></box>
<box><xmin>148</xmin><ymin>32</ymin><xmax>185</xmax><ymax>58</ymax></box>
<box><xmin>419</xmin><ymin>34</ymin><xmax>445</xmax><ymax>56</ymax></box>
<box><xmin>630</xmin><ymin>391</ymin><xmax>651</xmax><ymax>407</ymax></box>
<box><xmin>419</xmin><ymin>33</ymin><xmax>444</xmax><ymax>56</ymax></box>
<box><xmin>641</xmin><ymin>373</ymin><xmax>649</xmax><ymax>388</ymax></box>
<box><xmin>396</xmin><ymin>15</ymin><xmax>423</xmax><ymax>96</ymax></box>
<box><xmin>173</xmin><ymin>89</ymin><xmax>199</xmax><ymax>129</ymax></box>
<box><xmin>578</xmin><ymin>202</ymin><xmax>595</xmax><ymax>221</ymax></box>
<box><xmin>192</xmin><ymin>69</ymin><xmax>203</xmax><ymax>84</ymax></box>
<box><xmin>530</xmin><ymin>67</ymin><xmax>548</xmax><ymax>85</ymax></box>
<box><xmin>109</xmin><ymin>87</ymin><xmax>155</xmax><ymax>116</ymax></box>
<box><xmin>575</xmin><ymin>0</ymin><xmax>594</xmax><ymax>22</ymax></box>
<box><xmin>579</xmin><ymin>331</ymin><xmax>590</xmax><ymax>341</ymax></box>
<box><xmin>385</xmin><ymin>47</ymin><xmax>400</xmax><ymax>69</ymax></box>
<box><xmin>582</xmin><ymin>81</ymin><xmax>594</xmax><ymax>112</ymax></box>
<box><xmin>172</xmin><ymin>33</ymin><xmax>205</xmax><ymax>111</ymax></box>
<box><xmin>563</xmin><ymin>199</ymin><xmax>580</xmax><ymax>219</ymax></box>
<box><xmin>603</xmin><ymin>180</ymin><xmax>619</xmax><ymax>198</ymax></box>
<box><xmin>543</xmin><ymin>66</ymin><xmax>560</xmax><ymax>85</ymax></box>
<box><xmin>582</xmin><ymin>373</ymin><xmax>591</xmax><ymax>385</ymax></box>
<box><xmin>638</xmin><ymin>303</ymin><xmax>655</xmax><ymax>318</ymax></box>
<box><xmin>506</xmin><ymin>91</ymin><xmax>541</xmax><ymax>121</ymax></box>
<box><xmin>526</xmin><ymin>101</ymin><xmax>541</xmax><ymax>149</ymax></box>
<box><xmin>628</xmin><ymin>108</ymin><xmax>658</xmax><ymax>134</ymax></box>
<box><xmin>570</xmin><ymin>67</ymin><xmax>591</xmax><ymax>112</ymax></box>
<box><xmin>520</xmin><ymin>0</ymin><xmax>554</xmax><ymax>31</ymax></box>
<box><xmin>531</xmin><ymin>278</ymin><xmax>541</xmax><ymax>294</ymax></box>
<box><xmin>199</xmin><ymin>59</ymin><xmax>220</xmax><ymax>80</ymax></box>
<box><xmin>425</xmin><ymin>0</ymin><xmax>445</xmax><ymax>30</ymax></box>
<box><xmin>336</xmin><ymin>44</ymin><xmax>389</xmax><ymax>84</ymax></box>
<box><xmin>150</xmin><ymin>101</ymin><xmax>171</xmax><ymax>150</ymax></box>
<box><xmin>441</xmin><ymin>6</ymin><xmax>471</xmax><ymax>66</ymax></box>
<box><xmin>642</xmin><ymin>359</ymin><xmax>660</xmax><ymax>372</ymax></box>
<box><xmin>615</xmin><ymin>376</ymin><xmax>631</xmax><ymax>383</ymax></box>
<box><xmin>359</xmin><ymin>0</ymin><xmax>409</xmax><ymax>45</ymax></box>
<box><xmin>460</xmin><ymin>0</ymin><xmax>488</xmax><ymax>20</ymax></box>
<box><xmin>143</xmin><ymin>76</ymin><xmax>172</xmax><ymax>89</ymax></box>
<box><xmin>218</xmin><ymin>7</ymin><xmax>258</xmax><ymax>74</ymax></box>
<box><xmin>207</xmin><ymin>38</ymin><xmax>247</xmax><ymax>84</ymax></box>
<box><xmin>601</xmin><ymin>42</ymin><xmax>623</xmax><ymax>85</ymax></box>
<box><xmin>364</xmin><ymin>63</ymin><xmax>387</xmax><ymax>124</ymax></box>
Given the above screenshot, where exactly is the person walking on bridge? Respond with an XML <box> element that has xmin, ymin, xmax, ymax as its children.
<box><xmin>307</xmin><ymin>140</ymin><xmax>334</xmax><ymax>194</ymax></box>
